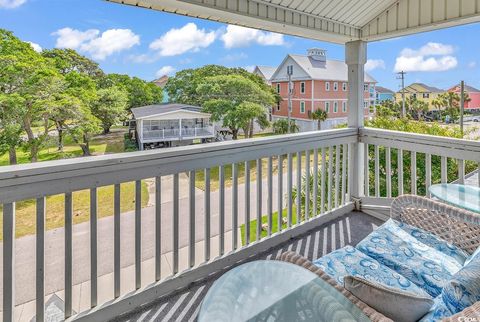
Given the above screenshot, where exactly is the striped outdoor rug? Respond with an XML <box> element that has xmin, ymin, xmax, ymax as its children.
<box><xmin>115</xmin><ymin>211</ymin><xmax>382</xmax><ymax>322</ymax></box>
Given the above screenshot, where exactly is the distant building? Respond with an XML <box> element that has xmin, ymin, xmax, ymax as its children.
<box><xmin>375</xmin><ymin>86</ymin><xmax>395</xmax><ymax>104</ymax></box>
<box><xmin>266</xmin><ymin>48</ymin><xmax>376</xmax><ymax>131</ymax></box>
<box><xmin>395</xmin><ymin>83</ymin><xmax>443</xmax><ymax>109</ymax></box>
<box><xmin>253</xmin><ymin>66</ymin><xmax>276</xmax><ymax>84</ymax></box>
<box><xmin>448</xmin><ymin>83</ymin><xmax>480</xmax><ymax>110</ymax></box>
<box><xmin>130</xmin><ymin>104</ymin><xmax>216</xmax><ymax>150</ymax></box>
<box><xmin>152</xmin><ymin>75</ymin><xmax>170</xmax><ymax>103</ymax></box>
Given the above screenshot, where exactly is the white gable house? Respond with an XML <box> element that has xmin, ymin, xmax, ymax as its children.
<box><xmin>131</xmin><ymin>104</ymin><xmax>216</xmax><ymax>150</ymax></box>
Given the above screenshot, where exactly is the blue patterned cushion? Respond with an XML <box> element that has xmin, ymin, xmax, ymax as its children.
<box><xmin>418</xmin><ymin>296</ymin><xmax>453</xmax><ymax>322</ymax></box>
<box><xmin>441</xmin><ymin>250</ymin><xmax>480</xmax><ymax>314</ymax></box>
<box><xmin>313</xmin><ymin>246</ymin><xmax>429</xmax><ymax>296</ymax></box>
<box><xmin>394</xmin><ymin>220</ymin><xmax>468</xmax><ymax>265</ymax></box>
<box><xmin>356</xmin><ymin>219</ymin><xmax>463</xmax><ymax>297</ymax></box>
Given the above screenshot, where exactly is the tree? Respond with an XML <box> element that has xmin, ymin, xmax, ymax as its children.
<box><xmin>91</xmin><ymin>86</ymin><xmax>128</xmax><ymax>134</ymax></box>
<box><xmin>197</xmin><ymin>75</ymin><xmax>274</xmax><ymax>139</ymax></box>
<box><xmin>311</xmin><ymin>109</ymin><xmax>328</xmax><ymax>130</ymax></box>
<box><xmin>437</xmin><ymin>91</ymin><xmax>471</xmax><ymax>122</ymax></box>
<box><xmin>0</xmin><ymin>93</ymin><xmax>24</xmax><ymax>164</ymax></box>
<box><xmin>406</xmin><ymin>97</ymin><xmax>428</xmax><ymax>120</ymax></box>
<box><xmin>42</xmin><ymin>48</ymin><xmax>103</xmax><ymax>78</ymax></box>
<box><xmin>99</xmin><ymin>74</ymin><xmax>163</xmax><ymax>110</ymax></box>
<box><xmin>0</xmin><ymin>29</ymin><xmax>64</xmax><ymax>162</ymax></box>
<box><xmin>165</xmin><ymin>65</ymin><xmax>278</xmax><ymax>106</ymax></box>
<box><xmin>64</xmin><ymin>104</ymin><xmax>101</xmax><ymax>156</ymax></box>
<box><xmin>272</xmin><ymin>119</ymin><xmax>299</xmax><ymax>134</ymax></box>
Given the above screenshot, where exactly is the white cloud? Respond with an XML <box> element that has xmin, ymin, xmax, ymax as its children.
<box><xmin>221</xmin><ymin>25</ymin><xmax>285</xmax><ymax>48</ymax></box>
<box><xmin>468</xmin><ymin>61</ymin><xmax>477</xmax><ymax>69</ymax></box>
<box><xmin>0</xmin><ymin>0</ymin><xmax>26</xmax><ymax>9</ymax></box>
<box><xmin>52</xmin><ymin>27</ymin><xmax>140</xmax><ymax>60</ymax></box>
<box><xmin>365</xmin><ymin>59</ymin><xmax>385</xmax><ymax>72</ymax></box>
<box><xmin>400</xmin><ymin>42</ymin><xmax>454</xmax><ymax>57</ymax></box>
<box><xmin>150</xmin><ymin>23</ymin><xmax>216</xmax><ymax>57</ymax></box>
<box><xmin>243</xmin><ymin>65</ymin><xmax>255</xmax><ymax>73</ymax></box>
<box><xmin>53</xmin><ymin>28</ymin><xmax>99</xmax><ymax>50</ymax></box>
<box><xmin>156</xmin><ymin>66</ymin><xmax>176</xmax><ymax>77</ymax></box>
<box><xmin>394</xmin><ymin>42</ymin><xmax>457</xmax><ymax>72</ymax></box>
<box><xmin>27</xmin><ymin>41</ymin><xmax>42</xmax><ymax>52</ymax></box>
<box><xmin>81</xmin><ymin>29</ymin><xmax>140</xmax><ymax>60</ymax></box>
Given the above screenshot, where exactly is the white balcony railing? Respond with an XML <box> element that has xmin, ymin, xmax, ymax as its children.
<box><xmin>2</xmin><ymin>127</ymin><xmax>479</xmax><ymax>321</ymax></box>
<box><xmin>0</xmin><ymin>128</ymin><xmax>356</xmax><ymax>321</ymax></box>
<box><xmin>359</xmin><ymin>128</ymin><xmax>480</xmax><ymax>211</ymax></box>
<box><xmin>142</xmin><ymin>126</ymin><xmax>215</xmax><ymax>141</ymax></box>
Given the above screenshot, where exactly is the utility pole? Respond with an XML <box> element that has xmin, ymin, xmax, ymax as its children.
<box><xmin>287</xmin><ymin>65</ymin><xmax>293</xmax><ymax>133</ymax></box>
<box><xmin>396</xmin><ymin>71</ymin><xmax>406</xmax><ymax>117</ymax></box>
<box><xmin>460</xmin><ymin>80</ymin><xmax>465</xmax><ymax>136</ymax></box>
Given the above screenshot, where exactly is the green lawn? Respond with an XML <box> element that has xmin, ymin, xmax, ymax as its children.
<box><xmin>194</xmin><ymin>149</ymin><xmax>326</xmax><ymax>191</ymax></box>
<box><xmin>0</xmin><ymin>180</ymin><xmax>149</xmax><ymax>240</ymax></box>
<box><xmin>240</xmin><ymin>207</ymin><xmax>299</xmax><ymax>245</ymax></box>
<box><xmin>0</xmin><ymin>127</ymin><xmax>127</xmax><ymax>166</ymax></box>
<box><xmin>0</xmin><ymin>127</ymin><xmax>145</xmax><ymax>240</ymax></box>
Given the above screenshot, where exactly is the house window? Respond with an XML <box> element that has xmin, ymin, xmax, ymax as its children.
<box><xmin>364</xmin><ymin>101</ymin><xmax>368</xmax><ymax>109</ymax></box>
<box><xmin>423</xmin><ymin>93</ymin><xmax>429</xmax><ymax>98</ymax></box>
<box><xmin>325</xmin><ymin>102</ymin><xmax>330</xmax><ymax>113</ymax></box>
<box><xmin>276</xmin><ymin>83</ymin><xmax>280</xmax><ymax>93</ymax></box>
<box><xmin>412</xmin><ymin>93</ymin><xmax>417</xmax><ymax>99</ymax></box>
<box><xmin>300</xmin><ymin>82</ymin><xmax>305</xmax><ymax>94</ymax></box>
<box><xmin>325</xmin><ymin>82</ymin><xmax>330</xmax><ymax>91</ymax></box>
<box><xmin>342</xmin><ymin>101</ymin><xmax>347</xmax><ymax>112</ymax></box>
<box><xmin>333</xmin><ymin>82</ymin><xmax>338</xmax><ymax>91</ymax></box>
<box><xmin>364</xmin><ymin>84</ymin><xmax>369</xmax><ymax>92</ymax></box>
<box><xmin>333</xmin><ymin>101</ymin><xmax>338</xmax><ymax>113</ymax></box>
<box><xmin>276</xmin><ymin>102</ymin><xmax>280</xmax><ymax>111</ymax></box>
<box><xmin>342</xmin><ymin>82</ymin><xmax>347</xmax><ymax>91</ymax></box>
<box><xmin>300</xmin><ymin>101</ymin><xmax>305</xmax><ymax>113</ymax></box>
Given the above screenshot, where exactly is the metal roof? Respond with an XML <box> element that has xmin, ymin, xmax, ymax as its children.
<box><xmin>254</xmin><ymin>66</ymin><xmax>277</xmax><ymax>81</ymax></box>
<box><xmin>449</xmin><ymin>83</ymin><xmax>480</xmax><ymax>93</ymax></box>
<box><xmin>108</xmin><ymin>0</ymin><xmax>480</xmax><ymax>44</ymax></box>
<box><xmin>375</xmin><ymin>86</ymin><xmax>395</xmax><ymax>94</ymax></box>
<box><xmin>270</xmin><ymin>54</ymin><xmax>377</xmax><ymax>83</ymax></box>
<box><xmin>131</xmin><ymin>104</ymin><xmax>204</xmax><ymax>119</ymax></box>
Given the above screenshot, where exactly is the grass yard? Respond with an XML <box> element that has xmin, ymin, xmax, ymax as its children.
<box><xmin>194</xmin><ymin>149</ymin><xmax>327</xmax><ymax>191</ymax></box>
<box><xmin>0</xmin><ymin>127</ymin><xmax>146</xmax><ymax>240</ymax></box>
<box><xmin>0</xmin><ymin>127</ymin><xmax>127</xmax><ymax>166</ymax></box>
<box><xmin>0</xmin><ymin>180</ymin><xmax>149</xmax><ymax>240</ymax></box>
<box><xmin>240</xmin><ymin>207</ymin><xmax>299</xmax><ymax>245</ymax></box>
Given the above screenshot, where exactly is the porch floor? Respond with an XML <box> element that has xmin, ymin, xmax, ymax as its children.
<box><xmin>114</xmin><ymin>211</ymin><xmax>383</xmax><ymax>322</ymax></box>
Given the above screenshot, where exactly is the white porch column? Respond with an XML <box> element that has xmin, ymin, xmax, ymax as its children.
<box><xmin>346</xmin><ymin>40</ymin><xmax>366</xmax><ymax>204</ymax></box>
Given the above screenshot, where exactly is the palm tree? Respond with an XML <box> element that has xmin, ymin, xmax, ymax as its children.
<box><xmin>311</xmin><ymin>109</ymin><xmax>328</xmax><ymax>130</ymax></box>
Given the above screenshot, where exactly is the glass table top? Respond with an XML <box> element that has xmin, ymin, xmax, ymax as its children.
<box><xmin>429</xmin><ymin>183</ymin><xmax>480</xmax><ymax>213</ymax></box>
<box><xmin>198</xmin><ymin>260</ymin><xmax>371</xmax><ymax>322</ymax></box>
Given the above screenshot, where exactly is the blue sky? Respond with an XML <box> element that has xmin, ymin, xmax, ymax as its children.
<box><xmin>1</xmin><ymin>0</ymin><xmax>479</xmax><ymax>91</ymax></box>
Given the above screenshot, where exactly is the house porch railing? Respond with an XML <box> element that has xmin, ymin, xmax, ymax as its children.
<box><xmin>1</xmin><ymin>127</ymin><xmax>480</xmax><ymax>321</ymax></box>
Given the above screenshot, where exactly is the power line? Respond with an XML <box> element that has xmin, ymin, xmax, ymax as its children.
<box><xmin>396</xmin><ymin>71</ymin><xmax>406</xmax><ymax>117</ymax></box>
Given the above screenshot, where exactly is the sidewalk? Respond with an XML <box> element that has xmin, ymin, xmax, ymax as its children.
<box><xmin>6</xmin><ymin>231</ymin><xmax>236</xmax><ymax>322</ymax></box>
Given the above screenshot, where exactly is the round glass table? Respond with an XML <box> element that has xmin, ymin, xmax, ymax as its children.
<box><xmin>429</xmin><ymin>183</ymin><xmax>480</xmax><ymax>213</ymax></box>
<box><xmin>198</xmin><ymin>260</ymin><xmax>370</xmax><ymax>322</ymax></box>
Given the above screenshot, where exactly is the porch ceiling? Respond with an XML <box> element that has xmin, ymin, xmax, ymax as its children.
<box><xmin>108</xmin><ymin>0</ymin><xmax>480</xmax><ymax>43</ymax></box>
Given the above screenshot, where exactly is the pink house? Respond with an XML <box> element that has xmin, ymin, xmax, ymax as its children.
<box><xmin>448</xmin><ymin>84</ymin><xmax>480</xmax><ymax>110</ymax></box>
<box><xmin>267</xmin><ymin>48</ymin><xmax>377</xmax><ymax>131</ymax></box>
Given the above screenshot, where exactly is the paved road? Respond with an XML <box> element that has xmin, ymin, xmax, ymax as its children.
<box><xmin>0</xmin><ymin>170</ymin><xmax>301</xmax><ymax>307</ymax></box>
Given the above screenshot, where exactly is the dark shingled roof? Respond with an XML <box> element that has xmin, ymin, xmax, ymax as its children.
<box><xmin>131</xmin><ymin>104</ymin><xmax>203</xmax><ymax>119</ymax></box>
<box><xmin>375</xmin><ymin>86</ymin><xmax>395</xmax><ymax>94</ymax></box>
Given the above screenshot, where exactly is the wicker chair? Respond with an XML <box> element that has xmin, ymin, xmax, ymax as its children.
<box><xmin>278</xmin><ymin>195</ymin><xmax>480</xmax><ymax>321</ymax></box>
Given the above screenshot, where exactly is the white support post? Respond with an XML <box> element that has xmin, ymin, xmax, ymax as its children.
<box><xmin>346</xmin><ymin>40</ymin><xmax>367</xmax><ymax>206</ymax></box>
